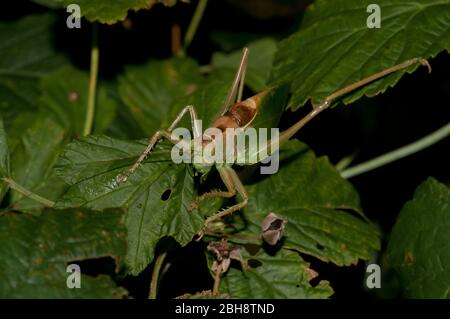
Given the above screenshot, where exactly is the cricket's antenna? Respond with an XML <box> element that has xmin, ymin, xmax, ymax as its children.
<box><xmin>221</xmin><ymin>47</ymin><xmax>250</xmax><ymax>114</ymax></box>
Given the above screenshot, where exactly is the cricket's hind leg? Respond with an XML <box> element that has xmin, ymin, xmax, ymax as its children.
<box><xmin>196</xmin><ymin>166</ymin><xmax>237</xmax><ymax>202</ymax></box>
<box><xmin>197</xmin><ymin>166</ymin><xmax>249</xmax><ymax>238</ymax></box>
<box><xmin>117</xmin><ymin>105</ymin><xmax>201</xmax><ymax>184</ymax></box>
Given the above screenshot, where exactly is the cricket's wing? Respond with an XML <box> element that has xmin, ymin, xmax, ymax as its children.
<box><xmin>234</xmin><ymin>84</ymin><xmax>290</xmax><ymax>165</ymax></box>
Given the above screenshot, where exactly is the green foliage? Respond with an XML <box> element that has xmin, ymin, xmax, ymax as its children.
<box><xmin>0</xmin><ymin>208</ymin><xmax>127</xmax><ymax>298</ymax></box>
<box><xmin>212</xmin><ymin>39</ymin><xmax>278</xmax><ymax>93</ymax></box>
<box><xmin>40</xmin><ymin>66</ymin><xmax>117</xmax><ymax>137</ymax></box>
<box><xmin>237</xmin><ymin>141</ymin><xmax>380</xmax><ymax>266</ymax></box>
<box><xmin>220</xmin><ymin>248</ymin><xmax>333</xmax><ymax>298</ymax></box>
<box><xmin>118</xmin><ymin>58</ymin><xmax>203</xmax><ymax>135</ymax></box>
<box><xmin>55</xmin><ymin>136</ymin><xmax>203</xmax><ymax>275</ymax></box>
<box><xmin>0</xmin><ymin>0</ymin><xmax>447</xmax><ymax>299</ymax></box>
<box><xmin>385</xmin><ymin>178</ymin><xmax>450</xmax><ymax>298</ymax></box>
<box><xmin>270</xmin><ymin>0</ymin><xmax>450</xmax><ymax>109</ymax></box>
<box><xmin>0</xmin><ymin>118</ymin><xmax>10</xmax><ymax>201</ymax></box>
<box><xmin>0</xmin><ymin>14</ymin><xmax>67</xmax><ymax>125</ymax></box>
<box><xmin>9</xmin><ymin>117</ymin><xmax>66</xmax><ymax>214</ymax></box>
<box><xmin>34</xmin><ymin>0</ymin><xmax>185</xmax><ymax>24</ymax></box>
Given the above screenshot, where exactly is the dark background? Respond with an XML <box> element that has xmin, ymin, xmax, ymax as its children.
<box><xmin>5</xmin><ymin>0</ymin><xmax>449</xmax><ymax>299</ymax></box>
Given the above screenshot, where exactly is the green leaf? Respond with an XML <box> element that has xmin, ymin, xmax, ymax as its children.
<box><xmin>118</xmin><ymin>58</ymin><xmax>203</xmax><ymax>135</ymax></box>
<box><xmin>0</xmin><ymin>118</ymin><xmax>10</xmax><ymax>202</ymax></box>
<box><xmin>211</xmin><ymin>31</ymin><xmax>268</xmax><ymax>52</ymax></box>
<box><xmin>220</xmin><ymin>248</ymin><xmax>333</xmax><ymax>298</ymax></box>
<box><xmin>270</xmin><ymin>0</ymin><xmax>450</xmax><ymax>110</ymax></box>
<box><xmin>246</xmin><ymin>84</ymin><xmax>290</xmax><ymax>131</ymax></box>
<box><xmin>45</xmin><ymin>0</ymin><xmax>185</xmax><ymax>24</ymax></box>
<box><xmin>385</xmin><ymin>178</ymin><xmax>450</xmax><ymax>298</ymax></box>
<box><xmin>55</xmin><ymin>135</ymin><xmax>203</xmax><ymax>275</ymax></box>
<box><xmin>170</xmin><ymin>80</ymin><xmax>229</xmax><ymax>129</ymax></box>
<box><xmin>39</xmin><ymin>66</ymin><xmax>117</xmax><ymax>138</ymax></box>
<box><xmin>9</xmin><ymin>117</ymin><xmax>67</xmax><ymax>214</ymax></box>
<box><xmin>238</xmin><ymin>140</ymin><xmax>380</xmax><ymax>266</ymax></box>
<box><xmin>212</xmin><ymin>38</ymin><xmax>278</xmax><ymax>93</ymax></box>
<box><xmin>0</xmin><ymin>14</ymin><xmax>67</xmax><ymax>124</ymax></box>
<box><xmin>0</xmin><ymin>208</ymin><xmax>127</xmax><ymax>298</ymax></box>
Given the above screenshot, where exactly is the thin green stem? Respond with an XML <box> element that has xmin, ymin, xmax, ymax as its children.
<box><xmin>183</xmin><ymin>0</ymin><xmax>208</xmax><ymax>51</ymax></box>
<box><xmin>2</xmin><ymin>177</ymin><xmax>55</xmax><ymax>207</ymax></box>
<box><xmin>335</xmin><ymin>151</ymin><xmax>358</xmax><ymax>171</ymax></box>
<box><xmin>83</xmin><ymin>23</ymin><xmax>99</xmax><ymax>136</ymax></box>
<box><xmin>149</xmin><ymin>252</ymin><xmax>167</xmax><ymax>299</ymax></box>
<box><xmin>341</xmin><ymin>122</ymin><xmax>450</xmax><ymax>179</ymax></box>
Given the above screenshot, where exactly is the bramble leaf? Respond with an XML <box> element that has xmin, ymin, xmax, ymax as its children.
<box><xmin>55</xmin><ymin>135</ymin><xmax>203</xmax><ymax>275</ymax></box>
<box><xmin>220</xmin><ymin>248</ymin><xmax>333</xmax><ymax>298</ymax></box>
<box><xmin>0</xmin><ymin>208</ymin><xmax>127</xmax><ymax>298</ymax></box>
<box><xmin>270</xmin><ymin>0</ymin><xmax>450</xmax><ymax>110</ymax></box>
<box><xmin>212</xmin><ymin>38</ymin><xmax>278</xmax><ymax>93</ymax></box>
<box><xmin>235</xmin><ymin>140</ymin><xmax>380</xmax><ymax>266</ymax></box>
<box><xmin>118</xmin><ymin>58</ymin><xmax>203</xmax><ymax>135</ymax></box>
<box><xmin>35</xmin><ymin>0</ymin><xmax>186</xmax><ymax>24</ymax></box>
<box><xmin>39</xmin><ymin>66</ymin><xmax>117</xmax><ymax>138</ymax></box>
<box><xmin>385</xmin><ymin>178</ymin><xmax>450</xmax><ymax>298</ymax></box>
<box><xmin>9</xmin><ymin>117</ymin><xmax>67</xmax><ymax>214</ymax></box>
<box><xmin>0</xmin><ymin>14</ymin><xmax>67</xmax><ymax>124</ymax></box>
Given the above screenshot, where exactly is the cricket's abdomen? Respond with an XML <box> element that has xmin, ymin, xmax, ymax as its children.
<box><xmin>211</xmin><ymin>89</ymin><xmax>270</xmax><ymax>130</ymax></box>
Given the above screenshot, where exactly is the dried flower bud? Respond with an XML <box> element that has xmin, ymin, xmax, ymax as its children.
<box><xmin>261</xmin><ymin>212</ymin><xmax>287</xmax><ymax>245</ymax></box>
<box><xmin>208</xmin><ymin>239</ymin><xmax>242</xmax><ymax>273</ymax></box>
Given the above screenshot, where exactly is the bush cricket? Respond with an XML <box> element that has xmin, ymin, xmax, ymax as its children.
<box><xmin>116</xmin><ymin>48</ymin><xmax>430</xmax><ymax>237</ymax></box>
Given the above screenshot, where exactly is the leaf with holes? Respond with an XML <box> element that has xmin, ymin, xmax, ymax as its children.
<box><xmin>55</xmin><ymin>135</ymin><xmax>203</xmax><ymax>275</ymax></box>
<box><xmin>219</xmin><ymin>248</ymin><xmax>333</xmax><ymax>298</ymax></box>
<box><xmin>385</xmin><ymin>178</ymin><xmax>450</xmax><ymax>298</ymax></box>
<box><xmin>270</xmin><ymin>0</ymin><xmax>450</xmax><ymax>110</ymax></box>
<box><xmin>232</xmin><ymin>140</ymin><xmax>380</xmax><ymax>266</ymax></box>
<box><xmin>0</xmin><ymin>208</ymin><xmax>127</xmax><ymax>298</ymax></box>
<box><xmin>0</xmin><ymin>14</ymin><xmax>67</xmax><ymax>124</ymax></box>
<box><xmin>118</xmin><ymin>58</ymin><xmax>203</xmax><ymax>135</ymax></box>
<box><xmin>39</xmin><ymin>66</ymin><xmax>117</xmax><ymax>138</ymax></box>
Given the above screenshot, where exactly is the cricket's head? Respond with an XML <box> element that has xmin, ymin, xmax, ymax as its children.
<box><xmin>191</xmin><ymin>135</ymin><xmax>216</xmax><ymax>175</ymax></box>
<box><xmin>192</xmin><ymin>161</ymin><xmax>214</xmax><ymax>175</ymax></box>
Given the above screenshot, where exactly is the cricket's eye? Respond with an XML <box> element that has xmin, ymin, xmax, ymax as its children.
<box><xmin>161</xmin><ymin>189</ymin><xmax>172</xmax><ymax>201</ymax></box>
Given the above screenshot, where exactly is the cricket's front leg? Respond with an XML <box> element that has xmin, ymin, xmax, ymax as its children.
<box><xmin>197</xmin><ymin>166</ymin><xmax>249</xmax><ymax>238</ymax></box>
<box><xmin>117</xmin><ymin>105</ymin><xmax>201</xmax><ymax>184</ymax></box>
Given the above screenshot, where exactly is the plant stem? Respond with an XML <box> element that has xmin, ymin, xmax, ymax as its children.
<box><xmin>335</xmin><ymin>151</ymin><xmax>358</xmax><ymax>171</ymax></box>
<box><xmin>149</xmin><ymin>252</ymin><xmax>167</xmax><ymax>299</ymax></box>
<box><xmin>83</xmin><ymin>23</ymin><xmax>99</xmax><ymax>136</ymax></box>
<box><xmin>2</xmin><ymin>177</ymin><xmax>55</xmax><ymax>207</ymax></box>
<box><xmin>183</xmin><ymin>0</ymin><xmax>208</xmax><ymax>51</ymax></box>
<box><xmin>213</xmin><ymin>271</ymin><xmax>221</xmax><ymax>295</ymax></box>
<box><xmin>341</xmin><ymin>122</ymin><xmax>450</xmax><ymax>179</ymax></box>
